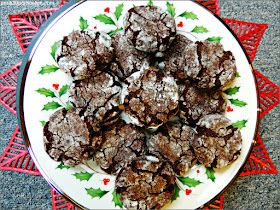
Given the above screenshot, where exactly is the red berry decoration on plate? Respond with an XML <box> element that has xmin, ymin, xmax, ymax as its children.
<box><xmin>227</xmin><ymin>106</ymin><xmax>233</xmax><ymax>112</ymax></box>
<box><xmin>104</xmin><ymin>7</ymin><xmax>110</xmax><ymax>13</ymax></box>
<box><xmin>177</xmin><ymin>21</ymin><xmax>183</xmax><ymax>27</ymax></box>
<box><xmin>103</xmin><ymin>178</ymin><xmax>110</xmax><ymax>185</ymax></box>
<box><xmin>186</xmin><ymin>189</ymin><xmax>192</xmax><ymax>195</ymax></box>
<box><xmin>52</xmin><ymin>83</ymin><xmax>59</xmax><ymax>90</ymax></box>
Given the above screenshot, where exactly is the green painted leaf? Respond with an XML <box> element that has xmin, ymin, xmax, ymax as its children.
<box><xmin>191</xmin><ymin>26</ymin><xmax>209</xmax><ymax>33</ymax></box>
<box><xmin>108</xmin><ymin>27</ymin><xmax>123</xmax><ymax>37</ymax></box>
<box><xmin>93</xmin><ymin>14</ymin><xmax>116</xmax><ymax>25</ymax></box>
<box><xmin>58</xmin><ymin>85</ymin><xmax>69</xmax><ymax>97</ymax></box>
<box><xmin>166</xmin><ymin>2</ymin><xmax>176</xmax><ymax>17</ymax></box>
<box><xmin>232</xmin><ymin>120</ymin><xmax>247</xmax><ymax>129</ymax></box>
<box><xmin>229</xmin><ymin>99</ymin><xmax>247</xmax><ymax>107</ymax></box>
<box><xmin>206</xmin><ymin>36</ymin><xmax>223</xmax><ymax>43</ymax></box>
<box><xmin>147</xmin><ymin>0</ymin><xmax>153</xmax><ymax>6</ymax></box>
<box><xmin>206</xmin><ymin>167</ymin><xmax>215</xmax><ymax>182</ymax></box>
<box><xmin>50</xmin><ymin>41</ymin><xmax>59</xmax><ymax>60</ymax></box>
<box><xmin>39</xmin><ymin>64</ymin><xmax>59</xmax><ymax>74</ymax></box>
<box><xmin>40</xmin><ymin>121</ymin><xmax>46</xmax><ymax>127</ymax></box>
<box><xmin>177</xmin><ymin>176</ymin><xmax>202</xmax><ymax>187</ymax></box>
<box><xmin>42</xmin><ymin>101</ymin><xmax>62</xmax><ymax>111</ymax></box>
<box><xmin>66</xmin><ymin>101</ymin><xmax>72</xmax><ymax>110</ymax></box>
<box><xmin>179</xmin><ymin>11</ymin><xmax>198</xmax><ymax>20</ymax></box>
<box><xmin>73</xmin><ymin>172</ymin><xmax>94</xmax><ymax>181</ymax></box>
<box><xmin>57</xmin><ymin>162</ymin><xmax>70</xmax><ymax>169</ymax></box>
<box><xmin>236</xmin><ymin>72</ymin><xmax>240</xmax><ymax>77</ymax></box>
<box><xmin>224</xmin><ymin>86</ymin><xmax>240</xmax><ymax>96</ymax></box>
<box><xmin>112</xmin><ymin>189</ymin><xmax>123</xmax><ymax>208</ymax></box>
<box><xmin>86</xmin><ymin>188</ymin><xmax>109</xmax><ymax>199</ymax></box>
<box><xmin>133</xmin><ymin>4</ymin><xmax>136</xmax><ymax>7</ymax></box>
<box><xmin>79</xmin><ymin>16</ymin><xmax>89</xmax><ymax>30</ymax></box>
<box><xmin>171</xmin><ymin>183</ymin><xmax>180</xmax><ymax>202</ymax></box>
<box><xmin>114</xmin><ymin>3</ymin><xmax>124</xmax><ymax>20</ymax></box>
<box><xmin>35</xmin><ymin>88</ymin><xmax>56</xmax><ymax>98</ymax></box>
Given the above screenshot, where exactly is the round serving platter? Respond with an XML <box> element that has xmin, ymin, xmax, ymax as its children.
<box><xmin>17</xmin><ymin>0</ymin><xmax>260</xmax><ymax>209</ymax></box>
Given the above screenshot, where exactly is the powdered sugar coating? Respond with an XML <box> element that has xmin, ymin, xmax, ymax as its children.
<box><xmin>55</xmin><ymin>30</ymin><xmax>113</xmax><ymax>80</ymax></box>
<box><xmin>123</xmin><ymin>5</ymin><xmax>176</xmax><ymax>53</ymax></box>
<box><xmin>68</xmin><ymin>71</ymin><xmax>121</xmax><ymax>122</ymax></box>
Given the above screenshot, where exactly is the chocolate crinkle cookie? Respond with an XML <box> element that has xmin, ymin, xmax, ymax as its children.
<box><xmin>179</xmin><ymin>80</ymin><xmax>227</xmax><ymax>126</ymax></box>
<box><xmin>95</xmin><ymin>119</ymin><xmax>147</xmax><ymax>175</ymax></box>
<box><xmin>157</xmin><ymin>34</ymin><xmax>200</xmax><ymax>81</ymax></box>
<box><xmin>149</xmin><ymin>122</ymin><xmax>197</xmax><ymax>176</ymax></box>
<box><xmin>123</xmin><ymin>5</ymin><xmax>176</xmax><ymax>53</ymax></box>
<box><xmin>194</xmin><ymin>40</ymin><xmax>237</xmax><ymax>90</ymax></box>
<box><xmin>43</xmin><ymin>108</ymin><xmax>102</xmax><ymax>166</ymax></box>
<box><xmin>68</xmin><ymin>71</ymin><xmax>121</xmax><ymax>122</ymax></box>
<box><xmin>55</xmin><ymin>30</ymin><xmax>113</xmax><ymax>80</ymax></box>
<box><xmin>115</xmin><ymin>156</ymin><xmax>176</xmax><ymax>209</ymax></box>
<box><xmin>110</xmin><ymin>31</ymin><xmax>151</xmax><ymax>79</ymax></box>
<box><xmin>190</xmin><ymin>114</ymin><xmax>242</xmax><ymax>168</ymax></box>
<box><xmin>122</xmin><ymin>68</ymin><xmax>179</xmax><ymax>128</ymax></box>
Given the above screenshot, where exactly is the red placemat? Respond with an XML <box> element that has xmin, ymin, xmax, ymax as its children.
<box><xmin>0</xmin><ymin>1</ymin><xmax>278</xmax><ymax>209</ymax></box>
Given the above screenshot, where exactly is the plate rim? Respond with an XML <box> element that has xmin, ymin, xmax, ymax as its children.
<box><xmin>16</xmin><ymin>0</ymin><xmax>261</xmax><ymax>209</ymax></box>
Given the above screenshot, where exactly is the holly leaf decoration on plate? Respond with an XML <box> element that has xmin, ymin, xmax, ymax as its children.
<box><xmin>114</xmin><ymin>3</ymin><xmax>124</xmax><ymax>20</ymax></box>
<box><xmin>166</xmin><ymin>2</ymin><xmax>176</xmax><ymax>17</ymax></box>
<box><xmin>40</xmin><ymin>121</ymin><xmax>46</xmax><ymax>127</ymax></box>
<box><xmin>147</xmin><ymin>0</ymin><xmax>153</xmax><ymax>6</ymax></box>
<box><xmin>42</xmin><ymin>101</ymin><xmax>62</xmax><ymax>111</ymax></box>
<box><xmin>108</xmin><ymin>28</ymin><xmax>123</xmax><ymax>37</ymax></box>
<box><xmin>58</xmin><ymin>85</ymin><xmax>69</xmax><ymax>97</ymax></box>
<box><xmin>191</xmin><ymin>26</ymin><xmax>209</xmax><ymax>33</ymax></box>
<box><xmin>229</xmin><ymin>99</ymin><xmax>247</xmax><ymax>107</ymax></box>
<box><xmin>36</xmin><ymin>88</ymin><xmax>56</xmax><ymax>98</ymax></box>
<box><xmin>73</xmin><ymin>172</ymin><xmax>94</xmax><ymax>181</ymax></box>
<box><xmin>112</xmin><ymin>189</ymin><xmax>123</xmax><ymax>208</ymax></box>
<box><xmin>79</xmin><ymin>16</ymin><xmax>89</xmax><ymax>30</ymax></box>
<box><xmin>39</xmin><ymin>64</ymin><xmax>59</xmax><ymax>74</ymax></box>
<box><xmin>86</xmin><ymin>188</ymin><xmax>109</xmax><ymax>199</ymax></box>
<box><xmin>57</xmin><ymin>162</ymin><xmax>70</xmax><ymax>170</ymax></box>
<box><xmin>206</xmin><ymin>36</ymin><xmax>222</xmax><ymax>43</ymax></box>
<box><xmin>66</xmin><ymin>101</ymin><xmax>72</xmax><ymax>110</ymax></box>
<box><xmin>232</xmin><ymin>120</ymin><xmax>248</xmax><ymax>129</ymax></box>
<box><xmin>236</xmin><ymin>72</ymin><xmax>241</xmax><ymax>77</ymax></box>
<box><xmin>206</xmin><ymin>167</ymin><xmax>216</xmax><ymax>182</ymax></box>
<box><xmin>171</xmin><ymin>183</ymin><xmax>180</xmax><ymax>202</ymax></box>
<box><xmin>50</xmin><ymin>41</ymin><xmax>59</xmax><ymax>60</ymax></box>
<box><xmin>94</xmin><ymin>14</ymin><xmax>116</xmax><ymax>26</ymax></box>
<box><xmin>179</xmin><ymin>11</ymin><xmax>198</xmax><ymax>20</ymax></box>
<box><xmin>224</xmin><ymin>86</ymin><xmax>240</xmax><ymax>96</ymax></box>
<box><xmin>177</xmin><ymin>176</ymin><xmax>202</xmax><ymax>187</ymax></box>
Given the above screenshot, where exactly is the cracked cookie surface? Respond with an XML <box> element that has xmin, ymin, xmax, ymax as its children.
<box><xmin>43</xmin><ymin>108</ymin><xmax>102</xmax><ymax>166</ymax></box>
<box><xmin>55</xmin><ymin>30</ymin><xmax>113</xmax><ymax>80</ymax></box>
<box><xmin>149</xmin><ymin>122</ymin><xmax>197</xmax><ymax>176</ymax></box>
<box><xmin>123</xmin><ymin>5</ymin><xmax>176</xmax><ymax>53</ymax></box>
<box><xmin>179</xmin><ymin>80</ymin><xmax>227</xmax><ymax>126</ymax></box>
<box><xmin>115</xmin><ymin>156</ymin><xmax>175</xmax><ymax>209</ymax></box>
<box><xmin>122</xmin><ymin>68</ymin><xmax>179</xmax><ymax>128</ymax></box>
<box><xmin>191</xmin><ymin>114</ymin><xmax>242</xmax><ymax>168</ymax></box>
<box><xmin>68</xmin><ymin>71</ymin><xmax>121</xmax><ymax>122</ymax></box>
<box><xmin>95</xmin><ymin>119</ymin><xmax>147</xmax><ymax>175</ymax></box>
<box><xmin>110</xmin><ymin>31</ymin><xmax>151</xmax><ymax>79</ymax></box>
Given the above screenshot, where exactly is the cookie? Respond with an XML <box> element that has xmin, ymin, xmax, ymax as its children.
<box><xmin>179</xmin><ymin>80</ymin><xmax>227</xmax><ymax>126</ymax></box>
<box><xmin>194</xmin><ymin>40</ymin><xmax>237</xmax><ymax>90</ymax></box>
<box><xmin>149</xmin><ymin>122</ymin><xmax>197</xmax><ymax>176</ymax></box>
<box><xmin>43</xmin><ymin>108</ymin><xmax>102</xmax><ymax>166</ymax></box>
<box><xmin>123</xmin><ymin>5</ymin><xmax>176</xmax><ymax>53</ymax></box>
<box><xmin>95</xmin><ymin>119</ymin><xmax>147</xmax><ymax>175</ymax></box>
<box><xmin>157</xmin><ymin>34</ymin><xmax>200</xmax><ymax>81</ymax></box>
<box><xmin>68</xmin><ymin>71</ymin><xmax>121</xmax><ymax>122</ymax></box>
<box><xmin>55</xmin><ymin>30</ymin><xmax>113</xmax><ymax>80</ymax></box>
<box><xmin>122</xmin><ymin>68</ymin><xmax>179</xmax><ymax>128</ymax></box>
<box><xmin>110</xmin><ymin>31</ymin><xmax>151</xmax><ymax>79</ymax></box>
<box><xmin>115</xmin><ymin>156</ymin><xmax>176</xmax><ymax>209</ymax></box>
<box><xmin>190</xmin><ymin>114</ymin><xmax>242</xmax><ymax>168</ymax></box>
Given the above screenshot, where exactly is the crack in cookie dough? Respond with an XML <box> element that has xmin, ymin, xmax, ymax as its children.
<box><xmin>149</xmin><ymin>122</ymin><xmax>197</xmax><ymax>176</ymax></box>
<box><xmin>123</xmin><ymin>5</ymin><xmax>176</xmax><ymax>53</ymax></box>
<box><xmin>115</xmin><ymin>156</ymin><xmax>175</xmax><ymax>209</ymax></box>
<box><xmin>56</xmin><ymin>30</ymin><xmax>113</xmax><ymax>80</ymax></box>
<box><xmin>190</xmin><ymin>114</ymin><xmax>242</xmax><ymax>168</ymax></box>
<box><xmin>95</xmin><ymin>119</ymin><xmax>147</xmax><ymax>175</ymax></box>
<box><xmin>43</xmin><ymin>108</ymin><xmax>102</xmax><ymax>166</ymax></box>
<box><xmin>69</xmin><ymin>71</ymin><xmax>121</xmax><ymax>122</ymax></box>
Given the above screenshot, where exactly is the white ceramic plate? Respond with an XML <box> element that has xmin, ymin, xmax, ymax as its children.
<box><xmin>17</xmin><ymin>1</ymin><xmax>260</xmax><ymax>209</ymax></box>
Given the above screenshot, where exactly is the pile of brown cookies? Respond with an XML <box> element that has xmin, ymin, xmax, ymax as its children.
<box><xmin>43</xmin><ymin>5</ymin><xmax>242</xmax><ymax>209</ymax></box>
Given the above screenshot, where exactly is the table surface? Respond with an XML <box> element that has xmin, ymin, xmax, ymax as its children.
<box><xmin>1</xmin><ymin>0</ymin><xmax>279</xmax><ymax>209</ymax></box>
